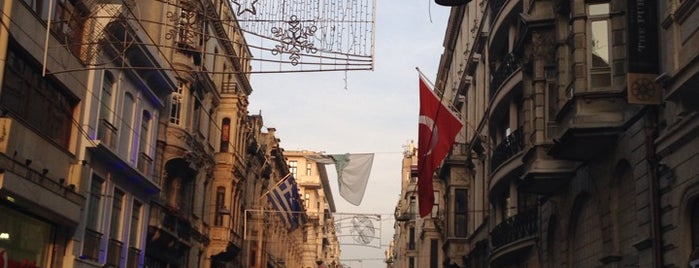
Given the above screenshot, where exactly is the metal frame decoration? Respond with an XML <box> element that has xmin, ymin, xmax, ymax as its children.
<box><xmin>334</xmin><ymin>213</ymin><xmax>382</xmax><ymax>248</ymax></box>
<box><xmin>237</xmin><ymin>0</ymin><xmax>376</xmax><ymax>73</ymax></box>
<box><xmin>41</xmin><ymin>0</ymin><xmax>375</xmax><ymax>75</ymax></box>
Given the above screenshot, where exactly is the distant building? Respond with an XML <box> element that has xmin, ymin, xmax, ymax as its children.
<box><xmin>391</xmin><ymin>0</ymin><xmax>699</xmax><ymax>267</ymax></box>
<box><xmin>285</xmin><ymin>150</ymin><xmax>343</xmax><ymax>268</ymax></box>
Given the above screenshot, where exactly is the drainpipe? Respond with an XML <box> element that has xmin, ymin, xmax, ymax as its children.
<box><xmin>645</xmin><ymin>106</ymin><xmax>663</xmax><ymax>268</ymax></box>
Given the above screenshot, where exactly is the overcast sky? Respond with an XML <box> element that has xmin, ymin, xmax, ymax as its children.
<box><xmin>247</xmin><ymin>1</ymin><xmax>451</xmax><ymax>267</ymax></box>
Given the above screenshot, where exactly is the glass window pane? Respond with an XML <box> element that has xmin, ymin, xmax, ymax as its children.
<box><xmin>588</xmin><ymin>3</ymin><xmax>610</xmax><ymax>15</ymax></box>
<box><xmin>591</xmin><ymin>20</ymin><xmax>610</xmax><ymax>68</ymax></box>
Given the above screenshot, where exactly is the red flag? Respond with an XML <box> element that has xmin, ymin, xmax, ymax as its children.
<box><xmin>418</xmin><ymin>74</ymin><xmax>463</xmax><ymax>218</ymax></box>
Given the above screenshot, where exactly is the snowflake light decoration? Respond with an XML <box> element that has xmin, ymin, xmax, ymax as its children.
<box><xmin>271</xmin><ymin>15</ymin><xmax>318</xmax><ymax>66</ymax></box>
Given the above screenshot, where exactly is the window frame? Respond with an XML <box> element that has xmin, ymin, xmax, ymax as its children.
<box><xmin>586</xmin><ymin>2</ymin><xmax>613</xmax><ymax>89</ymax></box>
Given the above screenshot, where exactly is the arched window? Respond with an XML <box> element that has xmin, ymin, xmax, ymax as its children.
<box><xmin>120</xmin><ymin>92</ymin><xmax>135</xmax><ymax>159</ymax></box>
<box><xmin>220</xmin><ymin>118</ymin><xmax>231</xmax><ymax>152</ymax></box>
<box><xmin>100</xmin><ymin>72</ymin><xmax>115</xmax><ymax>122</ymax></box>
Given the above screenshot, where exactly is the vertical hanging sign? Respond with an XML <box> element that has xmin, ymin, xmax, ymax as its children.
<box><xmin>627</xmin><ymin>0</ymin><xmax>662</xmax><ymax>104</ymax></box>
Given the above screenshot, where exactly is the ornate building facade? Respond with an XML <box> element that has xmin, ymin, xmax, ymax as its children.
<box><xmin>0</xmin><ymin>0</ymin><xmax>330</xmax><ymax>268</ymax></box>
<box><xmin>390</xmin><ymin>0</ymin><xmax>699</xmax><ymax>267</ymax></box>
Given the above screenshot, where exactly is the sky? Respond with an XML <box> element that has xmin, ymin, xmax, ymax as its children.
<box><xmin>246</xmin><ymin>1</ymin><xmax>451</xmax><ymax>267</ymax></box>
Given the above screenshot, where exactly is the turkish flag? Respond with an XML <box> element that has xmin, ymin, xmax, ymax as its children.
<box><xmin>418</xmin><ymin>75</ymin><xmax>463</xmax><ymax>218</ymax></box>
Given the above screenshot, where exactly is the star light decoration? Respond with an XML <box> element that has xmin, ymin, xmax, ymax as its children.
<box><xmin>231</xmin><ymin>0</ymin><xmax>258</xmax><ymax>15</ymax></box>
<box><xmin>271</xmin><ymin>15</ymin><xmax>318</xmax><ymax>66</ymax></box>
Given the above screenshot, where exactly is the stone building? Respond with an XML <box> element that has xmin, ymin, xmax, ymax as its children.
<box><xmin>390</xmin><ymin>0</ymin><xmax>699</xmax><ymax>267</ymax></box>
<box><xmin>0</xmin><ymin>0</ymin><xmax>322</xmax><ymax>268</ymax></box>
<box><xmin>284</xmin><ymin>150</ymin><xmax>342</xmax><ymax>268</ymax></box>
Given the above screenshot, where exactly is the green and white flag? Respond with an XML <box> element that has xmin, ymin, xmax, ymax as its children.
<box><xmin>330</xmin><ymin>153</ymin><xmax>374</xmax><ymax>206</ymax></box>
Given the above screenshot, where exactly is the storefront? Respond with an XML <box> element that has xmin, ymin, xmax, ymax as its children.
<box><xmin>0</xmin><ymin>204</ymin><xmax>54</xmax><ymax>268</ymax></box>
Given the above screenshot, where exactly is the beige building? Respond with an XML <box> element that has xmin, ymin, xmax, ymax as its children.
<box><xmin>391</xmin><ymin>0</ymin><xmax>699</xmax><ymax>267</ymax></box>
<box><xmin>0</xmin><ymin>0</ymin><xmax>330</xmax><ymax>268</ymax></box>
<box><xmin>389</xmin><ymin>141</ymin><xmax>452</xmax><ymax>268</ymax></box>
<box><xmin>285</xmin><ymin>150</ymin><xmax>343</xmax><ymax>268</ymax></box>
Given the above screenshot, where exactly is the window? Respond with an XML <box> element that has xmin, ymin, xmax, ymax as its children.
<box><xmin>129</xmin><ymin>201</ymin><xmax>141</xmax><ymax>247</ymax></box>
<box><xmin>100</xmin><ymin>72</ymin><xmax>115</xmax><ymax>123</ymax></box>
<box><xmin>289</xmin><ymin>160</ymin><xmax>298</xmax><ymax>178</ymax></box>
<box><xmin>192</xmin><ymin>99</ymin><xmax>202</xmax><ymax>134</ymax></box>
<box><xmin>306</xmin><ymin>163</ymin><xmax>312</xmax><ymax>176</ymax></box>
<box><xmin>215</xmin><ymin>187</ymin><xmax>225</xmax><ymax>226</ymax></box>
<box><xmin>455</xmin><ymin>189</ymin><xmax>468</xmax><ymax>237</ymax></box>
<box><xmin>22</xmin><ymin>0</ymin><xmax>51</xmax><ymax>19</ymax></box>
<box><xmin>83</xmin><ymin>175</ymin><xmax>104</xmax><ymax>261</ymax></box>
<box><xmin>432</xmin><ymin>190</ymin><xmax>439</xmax><ymax>218</ymax></box>
<box><xmin>107</xmin><ymin>189</ymin><xmax>125</xmax><ymax>267</ymax></box>
<box><xmin>220</xmin><ymin>118</ymin><xmax>231</xmax><ymax>152</ymax></box>
<box><xmin>409</xmin><ymin>196</ymin><xmax>416</xmax><ymax>216</ymax></box>
<box><xmin>170</xmin><ymin>82</ymin><xmax>184</xmax><ymax>125</ymax></box>
<box><xmin>110</xmin><ymin>189</ymin><xmax>125</xmax><ymax>239</ymax></box>
<box><xmin>87</xmin><ymin>176</ymin><xmax>104</xmax><ymax>231</ymax></box>
<box><xmin>588</xmin><ymin>3</ymin><xmax>612</xmax><ymax>88</ymax></box>
<box><xmin>430</xmin><ymin>239</ymin><xmax>438</xmax><ymax>268</ymax></box>
<box><xmin>409</xmin><ymin>227</ymin><xmax>415</xmax><ymax>250</ymax></box>
<box><xmin>120</xmin><ymin>93</ymin><xmax>135</xmax><ymax>160</ymax></box>
<box><xmin>139</xmin><ymin>111</ymin><xmax>151</xmax><ymax>155</ymax></box>
<box><xmin>0</xmin><ymin>47</ymin><xmax>77</xmax><ymax>148</ymax></box>
<box><xmin>305</xmin><ymin>193</ymin><xmax>311</xmax><ymax>209</ymax></box>
<box><xmin>127</xmin><ymin>201</ymin><xmax>142</xmax><ymax>268</ymax></box>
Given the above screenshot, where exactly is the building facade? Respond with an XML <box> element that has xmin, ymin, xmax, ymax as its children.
<box><xmin>390</xmin><ymin>0</ymin><xmax>699</xmax><ymax>267</ymax></box>
<box><xmin>0</xmin><ymin>0</ymin><xmax>336</xmax><ymax>268</ymax></box>
<box><xmin>285</xmin><ymin>150</ymin><xmax>342</xmax><ymax>268</ymax></box>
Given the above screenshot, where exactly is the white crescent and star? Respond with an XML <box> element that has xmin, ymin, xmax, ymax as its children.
<box><xmin>419</xmin><ymin>115</ymin><xmax>439</xmax><ymax>157</ymax></box>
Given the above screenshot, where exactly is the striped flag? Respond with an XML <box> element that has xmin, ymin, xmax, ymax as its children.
<box><xmin>267</xmin><ymin>175</ymin><xmax>303</xmax><ymax>230</ymax></box>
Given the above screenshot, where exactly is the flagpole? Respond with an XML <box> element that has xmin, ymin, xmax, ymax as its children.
<box><xmin>256</xmin><ymin>172</ymin><xmax>292</xmax><ymax>268</ymax></box>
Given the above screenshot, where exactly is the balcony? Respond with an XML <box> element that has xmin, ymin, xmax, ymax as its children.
<box><xmin>489</xmin><ymin>208</ymin><xmax>538</xmax><ymax>264</ymax></box>
<box><xmin>394</xmin><ymin>211</ymin><xmax>417</xmax><ymax>222</ymax></box>
<box><xmin>489</xmin><ymin>53</ymin><xmax>521</xmax><ymax>98</ymax></box>
<box><xmin>82</xmin><ymin>229</ymin><xmax>102</xmax><ymax>262</ymax></box>
<box><xmin>127</xmin><ymin>247</ymin><xmax>141</xmax><ymax>268</ymax></box>
<box><xmin>98</xmin><ymin>119</ymin><xmax>118</xmax><ymax>150</ymax></box>
<box><xmin>106</xmin><ymin>239</ymin><xmax>123</xmax><ymax>267</ymax></box>
<box><xmin>137</xmin><ymin>152</ymin><xmax>153</xmax><ymax>176</ymax></box>
<box><xmin>491</xmin><ymin>129</ymin><xmax>524</xmax><ymax>172</ymax></box>
<box><xmin>550</xmin><ymin>77</ymin><xmax>640</xmax><ymax>161</ymax></box>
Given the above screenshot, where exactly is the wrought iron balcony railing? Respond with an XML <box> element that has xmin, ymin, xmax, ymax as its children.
<box><xmin>97</xmin><ymin>119</ymin><xmax>118</xmax><ymax>150</ymax></box>
<box><xmin>491</xmin><ymin>128</ymin><xmax>524</xmax><ymax>172</ymax></box>
<box><xmin>82</xmin><ymin>228</ymin><xmax>102</xmax><ymax>262</ymax></box>
<box><xmin>490</xmin><ymin>208</ymin><xmax>538</xmax><ymax>249</ymax></box>
<box><xmin>489</xmin><ymin>53</ymin><xmax>521</xmax><ymax>98</ymax></box>
<box><xmin>106</xmin><ymin>239</ymin><xmax>123</xmax><ymax>267</ymax></box>
<box><xmin>137</xmin><ymin>152</ymin><xmax>153</xmax><ymax>176</ymax></box>
<box><xmin>127</xmin><ymin>247</ymin><xmax>141</xmax><ymax>268</ymax></box>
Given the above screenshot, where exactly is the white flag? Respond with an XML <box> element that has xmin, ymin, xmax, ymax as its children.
<box><xmin>331</xmin><ymin>153</ymin><xmax>374</xmax><ymax>205</ymax></box>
